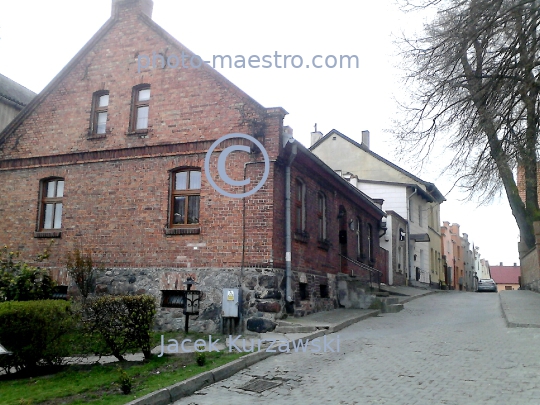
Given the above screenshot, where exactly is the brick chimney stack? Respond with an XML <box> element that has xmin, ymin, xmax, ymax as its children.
<box><xmin>112</xmin><ymin>0</ymin><xmax>153</xmax><ymax>19</ymax></box>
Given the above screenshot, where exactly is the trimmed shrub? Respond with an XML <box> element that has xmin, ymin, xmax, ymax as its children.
<box><xmin>123</xmin><ymin>295</ymin><xmax>156</xmax><ymax>359</ymax></box>
<box><xmin>83</xmin><ymin>295</ymin><xmax>156</xmax><ymax>361</ymax></box>
<box><xmin>0</xmin><ymin>300</ymin><xmax>76</xmax><ymax>373</ymax></box>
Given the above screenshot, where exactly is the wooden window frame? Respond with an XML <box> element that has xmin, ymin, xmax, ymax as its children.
<box><xmin>168</xmin><ymin>169</ymin><xmax>201</xmax><ymax>230</ymax></box>
<box><xmin>295</xmin><ymin>179</ymin><xmax>306</xmax><ymax>233</ymax></box>
<box><xmin>90</xmin><ymin>90</ymin><xmax>109</xmax><ymax>137</ymax></box>
<box><xmin>367</xmin><ymin>223</ymin><xmax>374</xmax><ymax>262</ymax></box>
<box><xmin>130</xmin><ymin>84</ymin><xmax>151</xmax><ymax>134</ymax></box>
<box><xmin>317</xmin><ymin>192</ymin><xmax>327</xmax><ymax>242</ymax></box>
<box><xmin>356</xmin><ymin>217</ymin><xmax>365</xmax><ymax>260</ymax></box>
<box><xmin>38</xmin><ymin>178</ymin><xmax>64</xmax><ymax>232</ymax></box>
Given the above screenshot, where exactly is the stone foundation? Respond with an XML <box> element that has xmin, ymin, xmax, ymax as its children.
<box><xmin>90</xmin><ymin>267</ymin><xmax>286</xmax><ymax>333</ymax></box>
<box><xmin>54</xmin><ymin>266</ymin><xmax>346</xmax><ymax>333</ymax></box>
<box><xmin>336</xmin><ymin>274</ymin><xmax>377</xmax><ymax>309</ymax></box>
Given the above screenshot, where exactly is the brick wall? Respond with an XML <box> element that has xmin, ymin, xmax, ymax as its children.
<box><xmin>0</xmin><ymin>0</ymin><xmax>385</xmax><ymax>326</ymax></box>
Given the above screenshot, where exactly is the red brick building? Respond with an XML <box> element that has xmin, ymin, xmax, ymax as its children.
<box><xmin>0</xmin><ymin>0</ymin><xmax>385</xmax><ymax>332</ymax></box>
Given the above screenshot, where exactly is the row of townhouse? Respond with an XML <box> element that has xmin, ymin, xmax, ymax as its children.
<box><xmin>440</xmin><ymin>222</ymin><xmax>491</xmax><ymax>291</ymax></box>
<box><xmin>309</xmin><ymin>129</ymin><xmax>495</xmax><ymax>291</ymax></box>
<box><xmin>0</xmin><ymin>0</ymin><xmax>389</xmax><ymax>333</ymax></box>
<box><xmin>310</xmin><ymin>129</ymin><xmax>447</xmax><ymax>289</ymax></box>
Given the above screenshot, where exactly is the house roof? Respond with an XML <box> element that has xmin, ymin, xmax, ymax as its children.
<box><xmin>310</xmin><ymin>129</ymin><xmax>446</xmax><ymax>203</ymax></box>
<box><xmin>490</xmin><ymin>266</ymin><xmax>520</xmax><ymax>284</ymax></box>
<box><xmin>0</xmin><ymin>4</ymin><xmax>270</xmax><ymax>145</ymax></box>
<box><xmin>0</xmin><ymin>73</ymin><xmax>36</xmax><ymax>108</ymax></box>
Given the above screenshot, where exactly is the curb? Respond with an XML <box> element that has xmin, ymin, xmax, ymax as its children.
<box><xmin>398</xmin><ymin>290</ymin><xmax>438</xmax><ymax>305</ymax></box>
<box><xmin>499</xmin><ymin>293</ymin><xmax>540</xmax><ymax>328</ymax></box>
<box><xmin>127</xmin><ymin>293</ymin><xmax>434</xmax><ymax>404</ymax></box>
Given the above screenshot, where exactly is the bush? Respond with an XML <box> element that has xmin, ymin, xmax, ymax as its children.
<box><xmin>0</xmin><ymin>300</ymin><xmax>76</xmax><ymax>374</ymax></box>
<box><xmin>66</xmin><ymin>248</ymin><xmax>96</xmax><ymax>301</ymax></box>
<box><xmin>116</xmin><ymin>366</ymin><xmax>133</xmax><ymax>394</ymax></box>
<box><xmin>0</xmin><ymin>244</ymin><xmax>56</xmax><ymax>302</ymax></box>
<box><xmin>83</xmin><ymin>295</ymin><xmax>156</xmax><ymax>361</ymax></box>
<box><xmin>196</xmin><ymin>351</ymin><xmax>206</xmax><ymax>366</ymax></box>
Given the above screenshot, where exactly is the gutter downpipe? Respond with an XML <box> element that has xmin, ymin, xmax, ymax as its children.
<box><xmin>285</xmin><ymin>143</ymin><xmax>298</xmax><ymax>306</ymax></box>
<box><xmin>406</xmin><ymin>186</ymin><xmax>417</xmax><ymax>285</ymax></box>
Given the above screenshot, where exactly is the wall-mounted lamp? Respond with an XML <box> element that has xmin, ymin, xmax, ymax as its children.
<box><xmin>348</xmin><ymin>219</ymin><xmax>355</xmax><ymax>231</ymax></box>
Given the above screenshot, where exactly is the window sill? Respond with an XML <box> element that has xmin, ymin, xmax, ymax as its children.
<box><xmin>86</xmin><ymin>132</ymin><xmax>108</xmax><ymax>140</ymax></box>
<box><xmin>317</xmin><ymin>239</ymin><xmax>331</xmax><ymax>251</ymax></box>
<box><xmin>34</xmin><ymin>231</ymin><xmax>62</xmax><ymax>238</ymax></box>
<box><xmin>164</xmin><ymin>227</ymin><xmax>200</xmax><ymax>235</ymax></box>
<box><xmin>127</xmin><ymin>129</ymin><xmax>149</xmax><ymax>137</ymax></box>
<box><xmin>294</xmin><ymin>231</ymin><xmax>309</xmax><ymax>244</ymax></box>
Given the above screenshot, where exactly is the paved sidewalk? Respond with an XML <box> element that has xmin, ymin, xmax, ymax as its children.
<box><xmin>379</xmin><ymin>284</ymin><xmax>440</xmax><ymax>303</ymax></box>
<box><xmin>499</xmin><ymin>289</ymin><xmax>540</xmax><ymax>327</ymax></box>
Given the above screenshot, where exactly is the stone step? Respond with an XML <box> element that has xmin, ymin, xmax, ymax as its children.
<box><xmin>382</xmin><ymin>303</ymin><xmax>404</xmax><ymax>313</ymax></box>
<box><xmin>374</xmin><ymin>291</ymin><xmax>390</xmax><ymax>297</ymax></box>
<box><xmin>276</xmin><ymin>320</ymin><xmax>302</xmax><ymax>327</ymax></box>
<box><xmin>274</xmin><ymin>325</ymin><xmax>321</xmax><ymax>333</ymax></box>
<box><xmin>381</xmin><ymin>297</ymin><xmax>400</xmax><ymax>305</ymax></box>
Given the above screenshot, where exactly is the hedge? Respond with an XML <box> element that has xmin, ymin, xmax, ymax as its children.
<box><xmin>0</xmin><ymin>300</ymin><xmax>76</xmax><ymax>373</ymax></box>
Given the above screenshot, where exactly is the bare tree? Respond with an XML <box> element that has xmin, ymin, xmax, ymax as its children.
<box><xmin>395</xmin><ymin>0</ymin><xmax>540</xmax><ymax>249</ymax></box>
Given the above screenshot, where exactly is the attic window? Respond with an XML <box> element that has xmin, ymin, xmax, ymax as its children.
<box><xmin>130</xmin><ymin>84</ymin><xmax>151</xmax><ymax>132</ymax></box>
<box><xmin>91</xmin><ymin>91</ymin><xmax>109</xmax><ymax>136</ymax></box>
<box><xmin>332</xmin><ymin>136</ymin><xmax>337</xmax><ymax>140</ymax></box>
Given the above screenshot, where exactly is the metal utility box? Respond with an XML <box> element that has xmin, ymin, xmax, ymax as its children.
<box><xmin>222</xmin><ymin>288</ymin><xmax>241</xmax><ymax>317</ymax></box>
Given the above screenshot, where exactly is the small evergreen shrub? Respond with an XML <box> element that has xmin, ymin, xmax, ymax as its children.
<box><xmin>116</xmin><ymin>367</ymin><xmax>132</xmax><ymax>394</ymax></box>
<box><xmin>196</xmin><ymin>351</ymin><xmax>207</xmax><ymax>366</ymax></box>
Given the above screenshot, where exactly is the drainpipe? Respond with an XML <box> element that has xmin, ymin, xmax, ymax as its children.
<box><xmin>406</xmin><ymin>186</ymin><xmax>417</xmax><ymax>284</ymax></box>
<box><xmin>285</xmin><ymin>143</ymin><xmax>298</xmax><ymax>305</ymax></box>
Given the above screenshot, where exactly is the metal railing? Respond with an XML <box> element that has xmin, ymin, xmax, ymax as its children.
<box><xmin>339</xmin><ymin>254</ymin><xmax>382</xmax><ymax>292</ymax></box>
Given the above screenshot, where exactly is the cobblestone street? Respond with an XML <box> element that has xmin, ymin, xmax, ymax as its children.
<box><xmin>174</xmin><ymin>292</ymin><xmax>540</xmax><ymax>405</ymax></box>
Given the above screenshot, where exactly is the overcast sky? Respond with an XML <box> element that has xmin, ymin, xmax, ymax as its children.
<box><xmin>0</xmin><ymin>0</ymin><xmax>520</xmax><ymax>266</ymax></box>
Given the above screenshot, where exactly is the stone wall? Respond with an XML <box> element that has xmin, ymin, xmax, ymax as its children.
<box><xmin>520</xmin><ymin>248</ymin><xmax>540</xmax><ymax>292</ymax></box>
<box><xmin>336</xmin><ymin>273</ymin><xmax>377</xmax><ymax>309</ymax></box>
<box><xmin>520</xmin><ymin>223</ymin><xmax>540</xmax><ymax>292</ymax></box>
<box><xmin>89</xmin><ymin>267</ymin><xmax>285</xmax><ymax>333</ymax></box>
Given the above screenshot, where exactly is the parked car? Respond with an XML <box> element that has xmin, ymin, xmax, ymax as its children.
<box><xmin>477</xmin><ymin>278</ymin><xmax>497</xmax><ymax>292</ymax></box>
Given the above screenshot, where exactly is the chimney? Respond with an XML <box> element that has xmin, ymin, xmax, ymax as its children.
<box><xmin>311</xmin><ymin>131</ymin><xmax>323</xmax><ymax>146</ymax></box>
<box><xmin>500</xmin><ymin>262</ymin><xmax>503</xmax><ymax>266</ymax></box>
<box><xmin>514</xmin><ymin>262</ymin><xmax>517</xmax><ymax>266</ymax></box>
<box><xmin>361</xmin><ymin>130</ymin><xmax>370</xmax><ymax>149</ymax></box>
<box><xmin>112</xmin><ymin>0</ymin><xmax>153</xmax><ymax>19</ymax></box>
<box><xmin>283</xmin><ymin>126</ymin><xmax>294</xmax><ymax>146</ymax></box>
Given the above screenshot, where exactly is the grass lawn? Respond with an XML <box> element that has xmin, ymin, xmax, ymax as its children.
<box><xmin>0</xmin><ymin>332</ymin><xmax>244</xmax><ymax>405</ymax></box>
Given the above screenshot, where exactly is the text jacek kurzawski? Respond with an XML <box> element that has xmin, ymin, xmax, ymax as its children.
<box><xmin>158</xmin><ymin>335</ymin><xmax>340</xmax><ymax>356</ymax></box>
